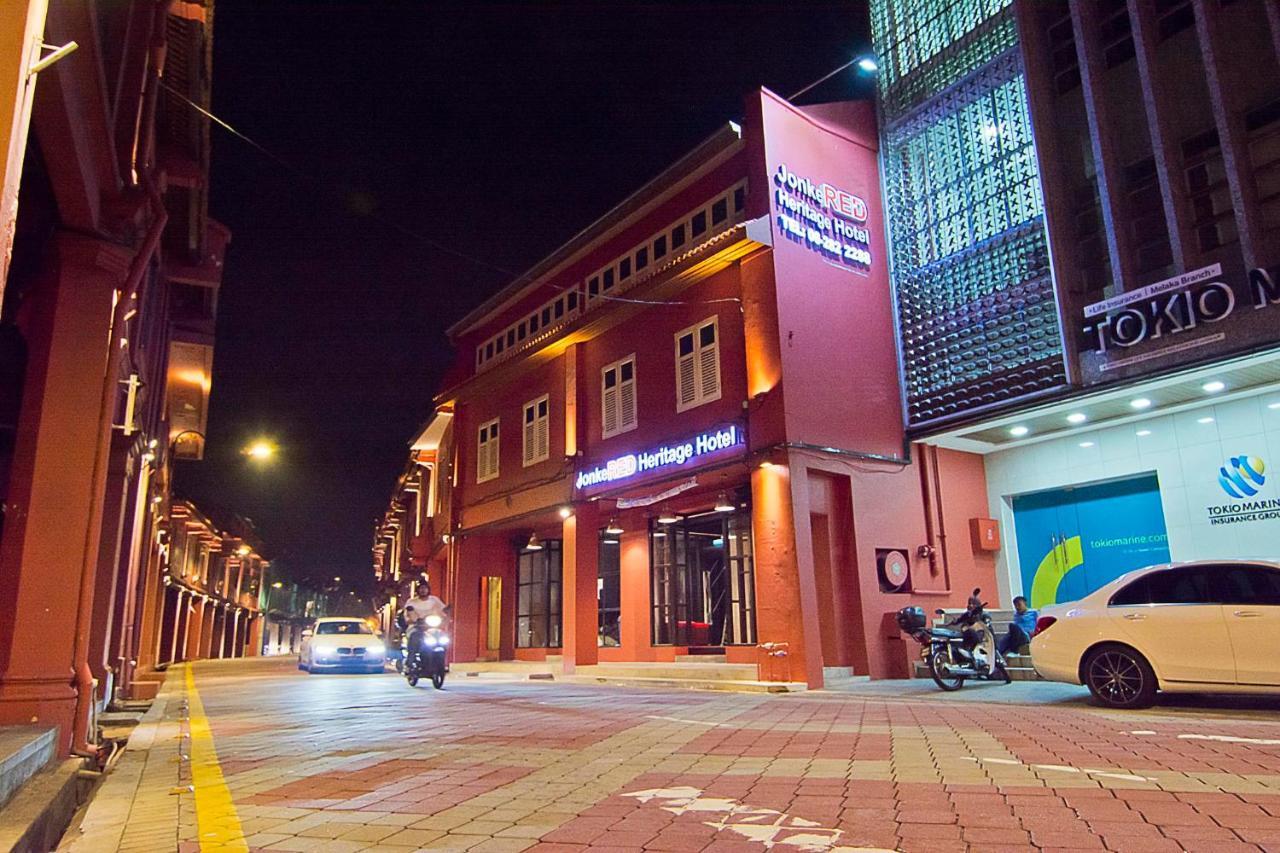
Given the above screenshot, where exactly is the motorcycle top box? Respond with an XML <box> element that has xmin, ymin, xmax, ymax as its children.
<box><xmin>896</xmin><ymin>606</ymin><xmax>926</xmax><ymax>633</ymax></box>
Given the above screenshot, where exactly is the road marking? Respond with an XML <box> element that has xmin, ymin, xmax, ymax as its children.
<box><xmin>962</xmin><ymin>755</ymin><xmax>1153</xmax><ymax>782</ymax></box>
<box><xmin>623</xmin><ymin>787</ymin><xmax>893</xmax><ymax>851</ymax></box>
<box><xmin>645</xmin><ymin>715</ymin><xmax>732</xmax><ymax>727</ymax></box>
<box><xmin>1178</xmin><ymin>733</ymin><xmax>1280</xmax><ymax>746</ymax></box>
<box><xmin>185</xmin><ymin>666</ymin><xmax>248</xmax><ymax>851</ymax></box>
<box><xmin>1126</xmin><ymin>730</ymin><xmax>1280</xmax><ymax>745</ymax></box>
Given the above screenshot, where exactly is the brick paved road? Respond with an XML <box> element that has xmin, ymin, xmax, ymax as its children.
<box><xmin>61</xmin><ymin>657</ymin><xmax>1280</xmax><ymax>853</ymax></box>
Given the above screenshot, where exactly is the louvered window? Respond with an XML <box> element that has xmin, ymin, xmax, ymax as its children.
<box><xmin>477</xmin><ymin>418</ymin><xmax>500</xmax><ymax>483</ymax></box>
<box><xmin>675</xmin><ymin>318</ymin><xmax>721</xmax><ymax>412</ymax></box>
<box><xmin>602</xmin><ymin>356</ymin><xmax>637</xmax><ymax>439</ymax></box>
<box><xmin>522</xmin><ymin>395</ymin><xmax>550</xmax><ymax>466</ymax></box>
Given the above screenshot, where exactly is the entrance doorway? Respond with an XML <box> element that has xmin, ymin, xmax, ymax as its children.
<box><xmin>480</xmin><ymin>576</ymin><xmax>502</xmax><ymax>659</ymax></box>
<box><xmin>1012</xmin><ymin>473</ymin><xmax>1171</xmax><ymax>608</ymax></box>
<box><xmin>650</xmin><ymin>510</ymin><xmax>756</xmax><ymax>648</ymax></box>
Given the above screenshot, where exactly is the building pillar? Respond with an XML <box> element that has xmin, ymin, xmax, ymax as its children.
<box><xmin>169</xmin><ymin>589</ymin><xmax>186</xmax><ymax>664</ymax></box>
<box><xmin>228</xmin><ymin>611</ymin><xmax>241</xmax><ymax>658</ymax></box>
<box><xmin>0</xmin><ymin>234</ymin><xmax>131</xmax><ymax>753</ymax></box>
<box><xmin>132</xmin><ymin>540</ymin><xmax>166</xmax><ymax>685</ymax></box>
<box><xmin>246</xmin><ymin>614</ymin><xmax>262</xmax><ymax>657</ymax></box>
<box><xmin>87</xmin><ymin>444</ymin><xmax>131</xmax><ymax>701</ymax></box>
<box><xmin>185</xmin><ymin>597</ymin><xmax>205</xmax><ymax>661</ymax></box>
<box><xmin>199</xmin><ymin>596</ymin><xmax>217</xmax><ymax>655</ymax></box>
<box><xmin>561</xmin><ymin>504</ymin><xmax>599</xmax><ymax>674</ymax></box>
<box><xmin>113</xmin><ymin>453</ymin><xmax>152</xmax><ymax>696</ymax></box>
<box><xmin>750</xmin><ymin>456</ymin><xmax>824</xmax><ymax>689</ymax></box>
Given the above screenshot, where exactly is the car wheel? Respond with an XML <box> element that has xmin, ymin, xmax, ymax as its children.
<box><xmin>1084</xmin><ymin>644</ymin><xmax>1157</xmax><ymax>709</ymax></box>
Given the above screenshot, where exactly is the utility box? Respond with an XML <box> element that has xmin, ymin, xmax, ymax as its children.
<box><xmin>970</xmin><ymin>518</ymin><xmax>1000</xmax><ymax>552</ymax></box>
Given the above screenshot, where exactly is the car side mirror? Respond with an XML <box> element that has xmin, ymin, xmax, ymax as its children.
<box><xmin>301</xmin><ymin>629</ymin><xmax>313</xmax><ymax>639</ymax></box>
<box><xmin>934</xmin><ymin>608</ymin><xmax>945</xmax><ymax>616</ymax></box>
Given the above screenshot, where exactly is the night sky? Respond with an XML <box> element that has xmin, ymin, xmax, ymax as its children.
<box><xmin>176</xmin><ymin>1</ymin><xmax>870</xmax><ymax>590</ymax></box>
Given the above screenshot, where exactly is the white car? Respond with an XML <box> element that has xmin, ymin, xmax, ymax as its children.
<box><xmin>298</xmin><ymin>617</ymin><xmax>387</xmax><ymax>674</ymax></box>
<box><xmin>1030</xmin><ymin>560</ymin><xmax>1280</xmax><ymax>708</ymax></box>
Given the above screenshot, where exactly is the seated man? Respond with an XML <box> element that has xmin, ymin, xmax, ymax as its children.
<box><xmin>997</xmin><ymin>596</ymin><xmax>1038</xmax><ymax>656</ymax></box>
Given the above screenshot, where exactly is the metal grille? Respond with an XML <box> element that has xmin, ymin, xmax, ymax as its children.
<box><xmin>870</xmin><ymin>0</ymin><xmax>1018</xmax><ymax>118</ymax></box>
<box><xmin>872</xmin><ymin>18</ymin><xmax>1067</xmax><ymax>427</ymax></box>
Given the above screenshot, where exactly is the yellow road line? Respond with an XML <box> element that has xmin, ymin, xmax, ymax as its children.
<box><xmin>185</xmin><ymin>665</ymin><xmax>248</xmax><ymax>851</ymax></box>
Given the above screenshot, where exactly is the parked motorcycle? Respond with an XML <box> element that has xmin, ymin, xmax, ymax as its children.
<box><xmin>403</xmin><ymin>614</ymin><xmax>449</xmax><ymax>689</ymax></box>
<box><xmin>896</xmin><ymin>588</ymin><xmax>1011</xmax><ymax>691</ymax></box>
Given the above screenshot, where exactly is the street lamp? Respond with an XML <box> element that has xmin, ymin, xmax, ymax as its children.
<box><xmin>244</xmin><ymin>439</ymin><xmax>277</xmax><ymax>461</ymax></box>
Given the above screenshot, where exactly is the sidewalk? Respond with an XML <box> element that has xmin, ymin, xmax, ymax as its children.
<box><xmin>59</xmin><ymin>669</ymin><xmax>187</xmax><ymax>852</ymax></box>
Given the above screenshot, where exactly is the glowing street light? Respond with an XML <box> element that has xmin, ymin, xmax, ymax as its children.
<box><xmin>244</xmin><ymin>440</ymin><xmax>276</xmax><ymax>461</ymax></box>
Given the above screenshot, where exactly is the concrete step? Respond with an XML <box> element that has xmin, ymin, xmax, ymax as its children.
<box><xmin>0</xmin><ymin>758</ymin><xmax>88</xmax><ymax>853</ymax></box>
<box><xmin>565</xmin><ymin>674</ymin><xmax>806</xmax><ymax>693</ymax></box>
<box><xmin>451</xmin><ymin>661</ymin><xmax>557</xmax><ymax>677</ymax></box>
<box><xmin>578</xmin><ymin>662</ymin><xmax>759</xmax><ymax>681</ymax></box>
<box><xmin>0</xmin><ymin>728</ymin><xmax>57</xmax><ymax>811</ymax></box>
<box><xmin>912</xmin><ymin>655</ymin><xmax>1041</xmax><ymax>681</ymax></box>
<box><xmin>675</xmin><ymin>654</ymin><xmax>727</xmax><ymax>663</ymax></box>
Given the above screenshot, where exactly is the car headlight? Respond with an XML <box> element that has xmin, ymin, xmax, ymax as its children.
<box><xmin>313</xmin><ymin>642</ymin><xmax>339</xmax><ymax>655</ymax></box>
<box><xmin>365</xmin><ymin>644</ymin><xmax>386</xmax><ymax>657</ymax></box>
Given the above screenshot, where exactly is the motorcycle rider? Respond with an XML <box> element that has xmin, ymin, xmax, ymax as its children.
<box><xmin>398</xmin><ymin>574</ymin><xmax>450</xmax><ymax>661</ymax></box>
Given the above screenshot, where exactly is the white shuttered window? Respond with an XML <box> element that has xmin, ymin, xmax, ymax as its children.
<box><xmin>674</xmin><ymin>317</ymin><xmax>721</xmax><ymax>412</ymax></box>
<box><xmin>602</xmin><ymin>355</ymin><xmax>637</xmax><ymax>439</ymax></box>
<box><xmin>522</xmin><ymin>395</ymin><xmax>550</xmax><ymax>466</ymax></box>
<box><xmin>477</xmin><ymin>418</ymin><xmax>500</xmax><ymax>483</ymax></box>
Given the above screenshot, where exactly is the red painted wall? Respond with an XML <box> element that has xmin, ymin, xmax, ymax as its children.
<box><xmin>748</xmin><ymin>90</ymin><xmax>904</xmax><ymax>459</ymax></box>
<box><xmin>454</xmin><ymin>353</ymin><xmax>567</xmax><ymax>508</ymax></box>
<box><xmin>577</xmin><ymin>264</ymin><xmax>749</xmax><ymax>486</ymax></box>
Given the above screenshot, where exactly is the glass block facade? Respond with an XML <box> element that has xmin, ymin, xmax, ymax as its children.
<box><xmin>872</xmin><ymin>0</ymin><xmax>1068</xmax><ymax>428</ymax></box>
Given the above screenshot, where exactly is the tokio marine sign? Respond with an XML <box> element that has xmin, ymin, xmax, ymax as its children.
<box><xmin>1080</xmin><ymin>261</ymin><xmax>1280</xmax><ymax>382</ymax></box>
<box><xmin>771</xmin><ymin>163</ymin><xmax>873</xmax><ymax>270</ymax></box>
<box><xmin>574</xmin><ymin>424</ymin><xmax>744</xmax><ymax>490</ymax></box>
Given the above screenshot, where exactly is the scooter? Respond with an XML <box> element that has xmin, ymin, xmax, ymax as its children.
<box><xmin>403</xmin><ymin>614</ymin><xmax>449</xmax><ymax>689</ymax></box>
<box><xmin>896</xmin><ymin>588</ymin><xmax>1011</xmax><ymax>691</ymax></box>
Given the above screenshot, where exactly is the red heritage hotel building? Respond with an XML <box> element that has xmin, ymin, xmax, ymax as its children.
<box><xmin>430</xmin><ymin>90</ymin><xmax>996</xmax><ymax>687</ymax></box>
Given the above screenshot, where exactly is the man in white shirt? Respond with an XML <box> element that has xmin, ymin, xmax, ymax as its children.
<box><xmin>401</xmin><ymin>576</ymin><xmax>448</xmax><ymax>627</ymax></box>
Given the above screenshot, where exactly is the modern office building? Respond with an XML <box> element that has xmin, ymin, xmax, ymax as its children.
<box><xmin>872</xmin><ymin>0</ymin><xmax>1280</xmax><ymax>611</ymax></box>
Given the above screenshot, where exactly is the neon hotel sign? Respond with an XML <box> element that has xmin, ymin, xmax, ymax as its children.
<box><xmin>574</xmin><ymin>425</ymin><xmax>743</xmax><ymax>490</ymax></box>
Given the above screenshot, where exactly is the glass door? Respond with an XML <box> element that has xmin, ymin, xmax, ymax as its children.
<box><xmin>650</xmin><ymin>510</ymin><xmax>756</xmax><ymax>647</ymax></box>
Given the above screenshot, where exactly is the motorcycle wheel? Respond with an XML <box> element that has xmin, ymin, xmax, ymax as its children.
<box><xmin>395</xmin><ymin>658</ymin><xmax>403</xmax><ymax>673</ymax></box>
<box><xmin>929</xmin><ymin>649</ymin><xmax>965</xmax><ymax>691</ymax></box>
<box><xmin>996</xmin><ymin>663</ymin><xmax>1012</xmax><ymax>684</ymax></box>
<box><xmin>406</xmin><ymin>675</ymin><xmax>419</xmax><ymax>687</ymax></box>
<box><xmin>431</xmin><ymin>673</ymin><xmax>445</xmax><ymax>690</ymax></box>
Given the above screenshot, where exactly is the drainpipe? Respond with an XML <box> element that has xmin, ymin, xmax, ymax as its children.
<box><xmin>69</xmin><ymin>4</ymin><xmax>168</xmax><ymax>759</ymax></box>
<box><xmin>915</xmin><ymin>444</ymin><xmax>952</xmax><ymax>594</ymax></box>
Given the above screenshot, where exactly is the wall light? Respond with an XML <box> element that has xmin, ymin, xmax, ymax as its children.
<box><xmin>1078</xmin><ymin>441</ymin><xmax>1095</xmax><ymax>448</ymax></box>
<box><xmin>558</xmin><ymin>506</ymin><xmax>572</xmax><ymax>519</ymax></box>
<box><xmin>1269</xmin><ymin>401</ymin><xmax>1280</xmax><ymax>410</ymax></box>
<box><xmin>525</xmin><ymin>532</ymin><xmax>543</xmax><ymax>551</ymax></box>
<box><xmin>1130</xmin><ymin>398</ymin><xmax>1153</xmax><ymax>410</ymax></box>
<box><xmin>1202</xmin><ymin>380</ymin><xmax>1226</xmax><ymax>393</ymax></box>
<box><xmin>1066</xmin><ymin>413</ymin><xmax>1087</xmax><ymax>424</ymax></box>
<box><xmin>1009</xmin><ymin>425</ymin><xmax>1029</xmax><ymax>437</ymax></box>
<box><xmin>656</xmin><ymin>506</ymin><xmax>679</xmax><ymax>525</ymax></box>
<box><xmin>1197</xmin><ymin>416</ymin><xmax>1215</xmax><ymax>424</ymax></box>
<box><xmin>1136</xmin><ymin>429</ymin><xmax>1153</xmax><ymax>437</ymax></box>
<box><xmin>604</xmin><ymin>518</ymin><xmax>623</xmax><ymax>535</ymax></box>
<box><xmin>714</xmin><ymin>492</ymin><xmax>735</xmax><ymax>513</ymax></box>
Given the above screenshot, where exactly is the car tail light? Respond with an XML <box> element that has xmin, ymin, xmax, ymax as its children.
<box><xmin>1031</xmin><ymin>615</ymin><xmax>1057</xmax><ymax>638</ymax></box>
